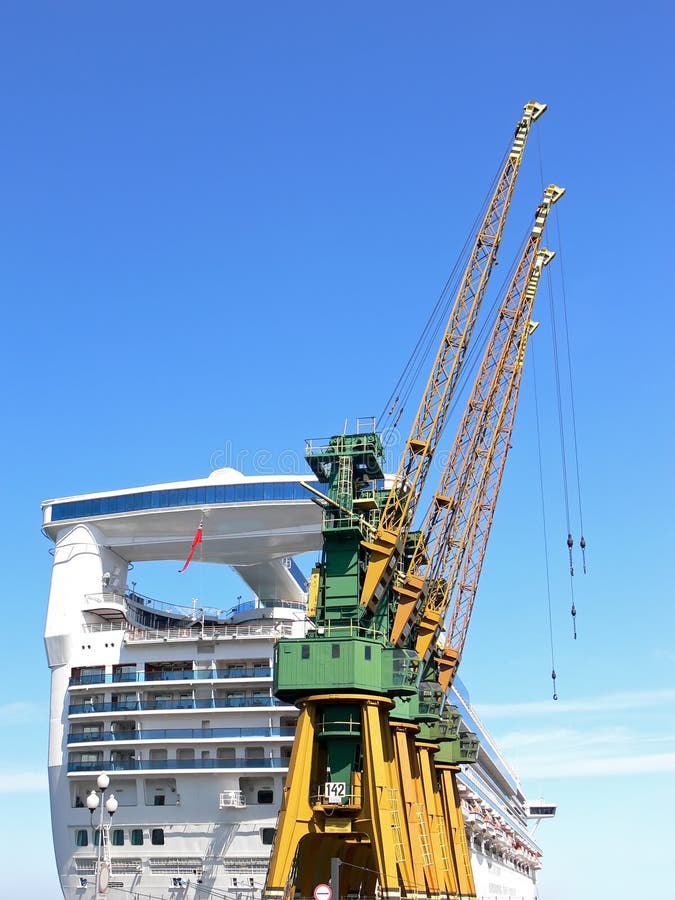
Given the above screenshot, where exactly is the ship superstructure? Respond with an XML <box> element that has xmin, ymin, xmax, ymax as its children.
<box><xmin>43</xmin><ymin>467</ymin><xmax>546</xmax><ymax>899</ymax></box>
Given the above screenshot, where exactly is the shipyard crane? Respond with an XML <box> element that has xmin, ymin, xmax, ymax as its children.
<box><xmin>388</xmin><ymin>186</ymin><xmax>562</xmax><ymax>900</ymax></box>
<box><xmin>359</xmin><ymin>101</ymin><xmax>546</xmax><ymax>617</ymax></box>
<box><xmin>392</xmin><ymin>184</ymin><xmax>564</xmax><ymax>662</ymax></box>
<box><xmin>262</xmin><ymin>103</ymin><xmax>548</xmax><ymax>900</ymax></box>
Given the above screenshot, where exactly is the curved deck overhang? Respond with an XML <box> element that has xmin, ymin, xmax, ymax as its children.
<box><xmin>41</xmin><ymin>470</ymin><xmax>324</xmax><ymax>567</ymax></box>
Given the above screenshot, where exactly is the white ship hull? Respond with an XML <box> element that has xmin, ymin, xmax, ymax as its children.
<box><xmin>43</xmin><ymin>469</ymin><xmax>544</xmax><ymax>899</ymax></box>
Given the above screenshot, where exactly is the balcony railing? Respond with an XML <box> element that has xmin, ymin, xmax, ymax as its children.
<box><xmin>68</xmin><ymin>697</ymin><xmax>288</xmax><ymax>714</ymax></box>
<box><xmin>124</xmin><ymin>622</ymin><xmax>293</xmax><ymax>642</ymax></box>
<box><xmin>68</xmin><ymin>725</ymin><xmax>297</xmax><ymax>743</ymax></box>
<box><xmin>67</xmin><ymin>757</ymin><xmax>289</xmax><ymax>772</ymax></box>
<box><xmin>69</xmin><ymin>666</ymin><xmax>272</xmax><ymax>686</ymax></box>
<box><xmin>219</xmin><ymin>790</ymin><xmax>246</xmax><ymax>809</ymax></box>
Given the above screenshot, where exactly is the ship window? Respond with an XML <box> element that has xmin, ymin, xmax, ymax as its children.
<box><xmin>364</xmin><ymin>646</ymin><xmax>372</xmax><ymax>661</ymax></box>
<box><xmin>131</xmin><ymin>829</ymin><xmax>144</xmax><ymax>846</ymax></box>
<box><xmin>74</xmin><ymin>666</ymin><xmax>105</xmax><ymax>684</ymax></box>
<box><xmin>111</xmin><ymin>829</ymin><xmax>124</xmax><ymax>846</ymax></box>
<box><xmin>76</xmin><ymin>829</ymin><xmax>88</xmax><ymax>847</ymax></box>
<box><xmin>112</xmin><ymin>664</ymin><xmax>137</xmax><ymax>683</ymax></box>
<box><xmin>79</xmin><ymin>752</ymin><xmax>103</xmax><ymax>765</ymax></box>
<box><xmin>301</xmin><ymin>645</ymin><xmax>310</xmax><ymax>659</ymax></box>
<box><xmin>81</xmin><ymin>723</ymin><xmax>104</xmax><ymax>736</ymax></box>
<box><xmin>257</xmin><ymin>789</ymin><xmax>274</xmax><ymax>804</ymax></box>
<box><xmin>151</xmin><ymin>828</ymin><xmax>165</xmax><ymax>845</ymax></box>
<box><xmin>154</xmin><ymin>795</ymin><xmax>165</xmax><ymax>806</ymax></box>
<box><xmin>93</xmin><ymin>830</ymin><xmax>102</xmax><ymax>847</ymax></box>
<box><xmin>331</xmin><ymin>644</ymin><xmax>340</xmax><ymax>658</ymax></box>
<box><xmin>261</xmin><ymin>827</ymin><xmax>276</xmax><ymax>845</ymax></box>
<box><xmin>217</xmin><ymin>747</ymin><xmax>235</xmax><ymax>760</ymax></box>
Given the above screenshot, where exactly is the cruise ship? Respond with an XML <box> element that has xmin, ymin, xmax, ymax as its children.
<box><xmin>43</xmin><ymin>465</ymin><xmax>553</xmax><ymax>899</ymax></box>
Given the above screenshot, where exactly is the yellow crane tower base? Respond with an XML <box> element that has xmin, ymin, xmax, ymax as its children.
<box><xmin>263</xmin><ymin>693</ymin><xmax>436</xmax><ymax>900</ymax></box>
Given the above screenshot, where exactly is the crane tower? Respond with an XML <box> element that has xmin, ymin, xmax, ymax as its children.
<box><xmin>263</xmin><ymin>102</ymin><xmax>558</xmax><ymax>900</ymax></box>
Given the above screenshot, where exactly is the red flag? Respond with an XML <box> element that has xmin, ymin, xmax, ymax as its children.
<box><xmin>179</xmin><ymin>521</ymin><xmax>203</xmax><ymax>573</ymax></box>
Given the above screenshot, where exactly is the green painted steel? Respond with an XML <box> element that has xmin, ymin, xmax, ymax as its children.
<box><xmin>274</xmin><ymin>428</ymin><xmax>479</xmax><ymax>768</ymax></box>
<box><xmin>435</xmin><ymin>731</ymin><xmax>480</xmax><ymax>765</ymax></box>
<box><xmin>273</xmin><ymin>637</ymin><xmax>418</xmax><ymax>703</ymax></box>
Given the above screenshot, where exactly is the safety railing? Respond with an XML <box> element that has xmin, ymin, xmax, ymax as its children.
<box><xmin>219</xmin><ymin>790</ymin><xmax>246</xmax><ymax>809</ymax></box>
<box><xmin>68</xmin><ymin>697</ymin><xmax>288</xmax><ymax>714</ymax></box>
<box><xmin>69</xmin><ymin>666</ymin><xmax>272</xmax><ymax>686</ymax></box>
<box><xmin>67</xmin><ymin>725</ymin><xmax>296</xmax><ymax>743</ymax></box>
<box><xmin>68</xmin><ymin>757</ymin><xmax>289</xmax><ymax>772</ymax></box>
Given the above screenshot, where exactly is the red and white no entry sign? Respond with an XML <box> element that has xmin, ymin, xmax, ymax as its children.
<box><xmin>313</xmin><ymin>884</ymin><xmax>332</xmax><ymax>900</ymax></box>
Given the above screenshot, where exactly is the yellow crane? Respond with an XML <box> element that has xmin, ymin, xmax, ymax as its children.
<box><xmin>263</xmin><ymin>102</ymin><xmax>554</xmax><ymax>900</ymax></box>
<box><xmin>359</xmin><ymin>101</ymin><xmax>546</xmax><ymax>616</ymax></box>
<box><xmin>392</xmin><ymin>184</ymin><xmax>564</xmax><ymax>660</ymax></box>
<box><xmin>395</xmin><ymin>186</ymin><xmax>563</xmax><ymax>899</ymax></box>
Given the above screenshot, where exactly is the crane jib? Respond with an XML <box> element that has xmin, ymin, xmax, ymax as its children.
<box><xmin>263</xmin><ymin>102</ymin><xmax>563</xmax><ymax>900</ymax></box>
<box><xmin>359</xmin><ymin>101</ymin><xmax>548</xmax><ymax>616</ymax></box>
<box><xmin>397</xmin><ymin>186</ymin><xmax>564</xmax><ymax>695</ymax></box>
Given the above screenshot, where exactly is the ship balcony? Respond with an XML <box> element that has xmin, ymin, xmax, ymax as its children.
<box><xmin>463</xmin><ymin>811</ymin><xmax>484</xmax><ymax>826</ymax></box>
<box><xmin>67</xmin><ymin>757</ymin><xmax>290</xmax><ymax>773</ymax></box>
<box><xmin>68</xmin><ymin>697</ymin><xmax>292</xmax><ymax>715</ymax></box>
<box><xmin>68</xmin><ymin>666</ymin><xmax>272</xmax><ymax>688</ymax></box>
<box><xmin>219</xmin><ymin>790</ymin><xmax>246</xmax><ymax>809</ymax></box>
<box><xmin>67</xmin><ymin>725</ymin><xmax>297</xmax><ymax>746</ymax></box>
<box><xmin>82</xmin><ymin>592</ymin><xmax>128</xmax><ymax>621</ymax></box>
<box><xmin>122</xmin><ymin>621</ymin><xmax>294</xmax><ymax>643</ymax></box>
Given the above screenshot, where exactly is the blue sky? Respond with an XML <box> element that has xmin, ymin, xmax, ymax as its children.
<box><xmin>1</xmin><ymin>2</ymin><xmax>674</xmax><ymax>898</ymax></box>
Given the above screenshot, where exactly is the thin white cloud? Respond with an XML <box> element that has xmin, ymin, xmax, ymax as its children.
<box><xmin>495</xmin><ymin>726</ymin><xmax>630</xmax><ymax>751</ymax></box>
<box><xmin>475</xmin><ymin>688</ymin><xmax>675</xmax><ymax>718</ymax></box>
<box><xmin>516</xmin><ymin>752</ymin><xmax>675</xmax><ymax>780</ymax></box>
<box><xmin>0</xmin><ymin>771</ymin><xmax>48</xmax><ymax>794</ymax></box>
<box><xmin>0</xmin><ymin>701</ymin><xmax>46</xmax><ymax>726</ymax></box>
<box><xmin>485</xmin><ymin>719</ymin><xmax>675</xmax><ymax>781</ymax></box>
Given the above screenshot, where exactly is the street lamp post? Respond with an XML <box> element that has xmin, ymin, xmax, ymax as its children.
<box><xmin>86</xmin><ymin>772</ymin><xmax>118</xmax><ymax>897</ymax></box>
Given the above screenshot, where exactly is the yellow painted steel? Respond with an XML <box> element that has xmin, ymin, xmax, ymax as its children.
<box><xmin>263</xmin><ymin>693</ymin><xmax>416</xmax><ymax>900</ymax></box>
<box><xmin>391</xmin><ymin>723</ymin><xmax>438</xmax><ymax>897</ymax></box>
<box><xmin>361</xmin><ymin>101</ymin><xmax>547</xmax><ymax>616</ymax></box>
<box><xmin>266</xmin><ymin>106</ymin><xmax>558</xmax><ymax>900</ymax></box>
<box><xmin>263</xmin><ymin>700</ymin><xmax>319</xmax><ymax>899</ymax></box>
<box><xmin>436</xmin><ymin>765</ymin><xmax>476</xmax><ymax>899</ymax></box>
<box><xmin>306</xmin><ymin>566</ymin><xmax>320</xmax><ymax>618</ymax></box>
<box><xmin>391</xmin><ymin>187</ymin><xmax>563</xmax><ymax>678</ymax></box>
<box><xmin>416</xmin><ymin>741</ymin><xmax>461</xmax><ymax>899</ymax></box>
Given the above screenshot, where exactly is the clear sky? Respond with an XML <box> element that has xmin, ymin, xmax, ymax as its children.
<box><xmin>1</xmin><ymin>2</ymin><xmax>673</xmax><ymax>899</ymax></box>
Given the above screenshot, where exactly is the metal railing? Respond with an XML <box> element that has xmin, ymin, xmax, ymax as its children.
<box><xmin>310</xmin><ymin>785</ymin><xmax>363</xmax><ymax>807</ymax></box>
<box><xmin>219</xmin><ymin>790</ymin><xmax>246</xmax><ymax>809</ymax></box>
<box><xmin>69</xmin><ymin>666</ymin><xmax>272</xmax><ymax>686</ymax></box>
<box><xmin>68</xmin><ymin>697</ymin><xmax>288</xmax><ymax>714</ymax></box>
<box><xmin>68</xmin><ymin>757</ymin><xmax>289</xmax><ymax>772</ymax></box>
<box><xmin>128</xmin><ymin>589</ymin><xmax>306</xmax><ymax>621</ymax></box>
<box><xmin>124</xmin><ymin>622</ymin><xmax>293</xmax><ymax>642</ymax></box>
<box><xmin>68</xmin><ymin>725</ymin><xmax>297</xmax><ymax>743</ymax></box>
